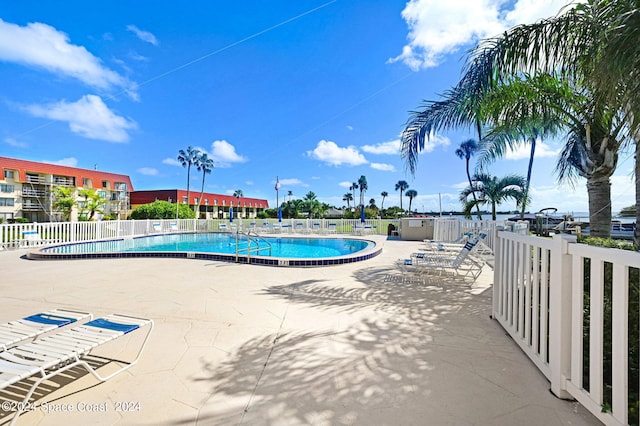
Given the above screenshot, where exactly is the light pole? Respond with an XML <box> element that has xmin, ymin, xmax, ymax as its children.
<box><xmin>275</xmin><ymin>176</ymin><xmax>281</xmax><ymax>210</ymax></box>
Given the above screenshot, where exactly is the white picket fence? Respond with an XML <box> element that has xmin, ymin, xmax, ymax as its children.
<box><xmin>0</xmin><ymin>218</ymin><xmax>395</xmax><ymax>249</ymax></box>
<box><xmin>494</xmin><ymin>231</ymin><xmax>640</xmax><ymax>425</ymax></box>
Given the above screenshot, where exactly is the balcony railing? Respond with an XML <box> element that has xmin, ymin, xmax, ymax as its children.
<box><xmin>25</xmin><ymin>175</ymin><xmax>46</xmax><ymax>184</ymax></box>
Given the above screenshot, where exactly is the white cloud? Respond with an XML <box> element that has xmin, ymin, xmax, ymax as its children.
<box><xmin>0</xmin><ymin>19</ymin><xmax>136</xmax><ymax>96</ymax></box>
<box><xmin>4</xmin><ymin>137</ymin><xmax>27</xmax><ymax>148</ymax></box>
<box><xmin>370</xmin><ymin>163</ymin><xmax>396</xmax><ymax>172</ymax></box>
<box><xmin>504</xmin><ymin>141</ymin><xmax>559</xmax><ymax>160</ymax></box>
<box><xmin>162</xmin><ymin>158</ymin><xmax>181</xmax><ymax>166</ymax></box>
<box><xmin>390</xmin><ymin>0</ymin><xmax>581</xmax><ymax>70</ymax></box>
<box><xmin>307</xmin><ymin>140</ymin><xmax>368</xmax><ymax>166</ymax></box>
<box><xmin>278</xmin><ymin>178</ymin><xmax>308</xmax><ymax>187</ymax></box>
<box><xmin>419</xmin><ymin>132</ymin><xmax>450</xmax><ymax>152</ymax></box>
<box><xmin>43</xmin><ymin>157</ymin><xmax>78</xmax><ymax>167</ymax></box>
<box><xmin>126</xmin><ymin>25</ymin><xmax>158</xmax><ymax>45</ymax></box>
<box><xmin>339</xmin><ymin>181</ymin><xmax>353</xmax><ymax>188</ymax></box>
<box><xmin>22</xmin><ymin>94</ymin><xmax>137</xmax><ymax>142</ymax></box>
<box><xmin>137</xmin><ymin>167</ymin><xmax>159</xmax><ymax>176</ymax></box>
<box><xmin>208</xmin><ymin>140</ymin><xmax>248</xmax><ymax>167</ymax></box>
<box><xmin>361</xmin><ymin>139</ymin><xmax>401</xmax><ymax>155</ymax></box>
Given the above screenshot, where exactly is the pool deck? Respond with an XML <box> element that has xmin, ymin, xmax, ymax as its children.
<box><xmin>0</xmin><ymin>236</ymin><xmax>601</xmax><ymax>425</ymax></box>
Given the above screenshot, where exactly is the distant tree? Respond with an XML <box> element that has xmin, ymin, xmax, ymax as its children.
<box><xmin>455</xmin><ymin>139</ymin><xmax>482</xmax><ymax>220</ymax></box>
<box><xmin>77</xmin><ymin>189</ymin><xmax>107</xmax><ymax>221</ymax></box>
<box><xmin>287</xmin><ymin>190</ymin><xmax>293</xmax><ymax>202</ymax></box>
<box><xmin>395</xmin><ymin>180</ymin><xmax>409</xmax><ymax>211</ymax></box>
<box><xmin>405</xmin><ymin>189</ymin><xmax>418</xmax><ymax>213</ymax></box>
<box><xmin>130</xmin><ymin>200</ymin><xmax>196</xmax><ymax>220</ymax></box>
<box><xmin>358</xmin><ymin>175</ymin><xmax>368</xmax><ymax>207</ymax></box>
<box><xmin>177</xmin><ymin>146</ymin><xmax>200</xmax><ymax>206</ymax></box>
<box><xmin>380</xmin><ymin>191</ymin><xmax>388</xmax><ymax>210</ymax></box>
<box><xmin>459</xmin><ymin>173</ymin><xmax>526</xmax><ymax>220</ymax></box>
<box><xmin>343</xmin><ymin>193</ymin><xmax>353</xmax><ymax>209</ymax></box>
<box><xmin>52</xmin><ymin>186</ymin><xmax>75</xmax><ymax>221</ymax></box>
<box><xmin>368</xmin><ymin>198</ymin><xmax>377</xmax><ymax>210</ymax></box>
<box><xmin>195</xmin><ymin>152</ymin><xmax>214</xmax><ymax>213</ymax></box>
<box><xmin>350</xmin><ymin>182</ymin><xmax>358</xmax><ymax>204</ymax></box>
<box><xmin>233</xmin><ymin>189</ymin><xmax>243</xmax><ymax>218</ymax></box>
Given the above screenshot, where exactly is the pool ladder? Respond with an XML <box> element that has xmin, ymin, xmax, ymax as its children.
<box><xmin>234</xmin><ymin>230</ymin><xmax>272</xmax><ymax>263</ymax></box>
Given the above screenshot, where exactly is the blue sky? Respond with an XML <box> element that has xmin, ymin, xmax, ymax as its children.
<box><xmin>0</xmin><ymin>1</ymin><xmax>635</xmax><ymax>215</ymax></box>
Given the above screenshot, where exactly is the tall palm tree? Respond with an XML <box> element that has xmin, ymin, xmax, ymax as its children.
<box><xmin>405</xmin><ymin>189</ymin><xmax>418</xmax><ymax>213</ymax></box>
<box><xmin>369</xmin><ymin>198</ymin><xmax>377</xmax><ymax>210</ymax></box>
<box><xmin>380</xmin><ymin>191</ymin><xmax>388</xmax><ymax>210</ymax></box>
<box><xmin>395</xmin><ymin>180</ymin><xmax>409</xmax><ymax>211</ymax></box>
<box><xmin>196</xmin><ymin>152</ymin><xmax>214</xmax><ymax>214</ymax></box>
<box><xmin>357</xmin><ymin>175</ymin><xmax>368</xmax><ymax>207</ymax></box>
<box><xmin>343</xmin><ymin>193</ymin><xmax>353</xmax><ymax>209</ymax></box>
<box><xmin>455</xmin><ymin>139</ymin><xmax>482</xmax><ymax>219</ymax></box>
<box><xmin>464</xmin><ymin>2</ymin><xmax>638</xmax><ymax>240</ymax></box>
<box><xmin>233</xmin><ymin>189</ymin><xmax>243</xmax><ymax>218</ymax></box>
<box><xmin>350</xmin><ymin>182</ymin><xmax>358</xmax><ymax>205</ymax></box>
<box><xmin>460</xmin><ymin>173</ymin><xmax>527</xmax><ymax>220</ymax></box>
<box><xmin>287</xmin><ymin>190</ymin><xmax>293</xmax><ymax>202</ymax></box>
<box><xmin>177</xmin><ymin>146</ymin><xmax>199</xmax><ymax>208</ymax></box>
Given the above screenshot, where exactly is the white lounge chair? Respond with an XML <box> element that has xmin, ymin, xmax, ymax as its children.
<box><xmin>0</xmin><ymin>314</ymin><xmax>153</xmax><ymax>425</ymax></box>
<box><xmin>152</xmin><ymin>222</ymin><xmax>162</xmax><ymax>233</ymax></box>
<box><xmin>0</xmin><ymin>309</ymin><xmax>92</xmax><ymax>352</ymax></box>
<box><xmin>20</xmin><ymin>230</ymin><xmax>59</xmax><ymax>248</ymax></box>
<box><xmin>398</xmin><ymin>238</ymin><xmax>484</xmax><ymax>283</ymax></box>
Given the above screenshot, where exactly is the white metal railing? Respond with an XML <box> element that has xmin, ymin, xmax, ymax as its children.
<box><xmin>494</xmin><ymin>231</ymin><xmax>640</xmax><ymax>426</ymax></box>
<box><xmin>0</xmin><ymin>218</ymin><xmax>397</xmax><ymax>249</ymax></box>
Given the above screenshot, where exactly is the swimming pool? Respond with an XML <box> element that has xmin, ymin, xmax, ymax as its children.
<box><xmin>28</xmin><ymin>233</ymin><xmax>381</xmax><ymax>267</ymax></box>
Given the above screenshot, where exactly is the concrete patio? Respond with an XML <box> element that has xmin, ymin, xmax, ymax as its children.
<box><xmin>0</xmin><ymin>236</ymin><xmax>601</xmax><ymax>425</ymax></box>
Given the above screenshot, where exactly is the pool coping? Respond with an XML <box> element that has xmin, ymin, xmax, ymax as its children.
<box><xmin>26</xmin><ymin>232</ymin><xmax>384</xmax><ymax>267</ymax></box>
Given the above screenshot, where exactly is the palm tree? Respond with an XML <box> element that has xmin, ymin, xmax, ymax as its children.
<box><xmin>350</xmin><ymin>182</ymin><xmax>358</xmax><ymax>205</ymax></box>
<box><xmin>395</xmin><ymin>180</ymin><xmax>409</xmax><ymax>211</ymax></box>
<box><xmin>196</xmin><ymin>152</ymin><xmax>214</xmax><ymax>214</ymax></box>
<box><xmin>380</xmin><ymin>191</ymin><xmax>388</xmax><ymax>210</ymax></box>
<box><xmin>463</xmin><ymin>2</ymin><xmax>639</xmax><ymax>240</ymax></box>
<box><xmin>357</xmin><ymin>175</ymin><xmax>368</xmax><ymax>207</ymax></box>
<box><xmin>455</xmin><ymin>139</ymin><xmax>482</xmax><ymax>219</ymax></box>
<box><xmin>233</xmin><ymin>189</ymin><xmax>243</xmax><ymax>218</ymax></box>
<box><xmin>287</xmin><ymin>190</ymin><xmax>293</xmax><ymax>202</ymax></box>
<box><xmin>177</xmin><ymin>146</ymin><xmax>200</xmax><ymax>208</ymax></box>
<box><xmin>369</xmin><ymin>198</ymin><xmax>377</xmax><ymax>210</ymax></box>
<box><xmin>405</xmin><ymin>189</ymin><xmax>418</xmax><ymax>213</ymax></box>
<box><xmin>460</xmin><ymin>173</ymin><xmax>527</xmax><ymax>220</ymax></box>
<box><xmin>343</xmin><ymin>193</ymin><xmax>353</xmax><ymax>209</ymax></box>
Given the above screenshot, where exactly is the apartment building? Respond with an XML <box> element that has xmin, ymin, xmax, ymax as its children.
<box><xmin>0</xmin><ymin>156</ymin><xmax>133</xmax><ymax>222</ymax></box>
<box><xmin>130</xmin><ymin>189</ymin><xmax>269</xmax><ymax>219</ymax></box>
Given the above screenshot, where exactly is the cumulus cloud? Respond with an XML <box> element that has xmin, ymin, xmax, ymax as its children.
<box><xmin>339</xmin><ymin>181</ymin><xmax>353</xmax><ymax>188</ymax></box>
<box><xmin>137</xmin><ymin>167</ymin><xmax>159</xmax><ymax>176</ymax></box>
<box><xmin>22</xmin><ymin>95</ymin><xmax>137</xmax><ymax>142</ymax></box>
<box><xmin>307</xmin><ymin>140</ymin><xmax>368</xmax><ymax>166</ymax></box>
<box><xmin>504</xmin><ymin>141</ymin><xmax>559</xmax><ymax>160</ymax></box>
<box><xmin>390</xmin><ymin>0</ymin><xmax>581</xmax><ymax>70</ymax></box>
<box><xmin>370</xmin><ymin>163</ymin><xmax>396</xmax><ymax>172</ymax></box>
<box><xmin>278</xmin><ymin>178</ymin><xmax>308</xmax><ymax>187</ymax></box>
<box><xmin>126</xmin><ymin>25</ymin><xmax>158</xmax><ymax>45</ymax></box>
<box><xmin>418</xmin><ymin>132</ymin><xmax>451</xmax><ymax>152</ymax></box>
<box><xmin>4</xmin><ymin>137</ymin><xmax>27</xmax><ymax>148</ymax></box>
<box><xmin>43</xmin><ymin>157</ymin><xmax>78</xmax><ymax>167</ymax></box>
<box><xmin>162</xmin><ymin>158</ymin><xmax>181</xmax><ymax>166</ymax></box>
<box><xmin>209</xmin><ymin>140</ymin><xmax>248</xmax><ymax>167</ymax></box>
<box><xmin>0</xmin><ymin>19</ymin><xmax>136</xmax><ymax>96</ymax></box>
<box><xmin>361</xmin><ymin>139</ymin><xmax>401</xmax><ymax>155</ymax></box>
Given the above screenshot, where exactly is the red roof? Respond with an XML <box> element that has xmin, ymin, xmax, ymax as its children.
<box><xmin>0</xmin><ymin>156</ymin><xmax>133</xmax><ymax>191</ymax></box>
<box><xmin>131</xmin><ymin>189</ymin><xmax>269</xmax><ymax>208</ymax></box>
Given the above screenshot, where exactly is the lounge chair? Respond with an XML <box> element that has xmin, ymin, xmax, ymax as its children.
<box><xmin>327</xmin><ymin>223</ymin><xmax>337</xmax><ymax>234</ymax></box>
<box><xmin>169</xmin><ymin>222</ymin><xmax>179</xmax><ymax>232</ymax></box>
<box><xmin>0</xmin><ymin>309</ymin><xmax>92</xmax><ymax>352</ymax></box>
<box><xmin>152</xmin><ymin>222</ymin><xmax>162</xmax><ymax>233</ymax></box>
<box><xmin>398</xmin><ymin>238</ymin><xmax>484</xmax><ymax>283</ymax></box>
<box><xmin>0</xmin><ymin>314</ymin><xmax>153</xmax><ymax>425</ymax></box>
<box><xmin>20</xmin><ymin>230</ymin><xmax>59</xmax><ymax>248</ymax></box>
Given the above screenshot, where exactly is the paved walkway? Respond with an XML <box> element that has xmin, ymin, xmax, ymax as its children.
<box><xmin>0</xmin><ymin>237</ymin><xmax>601</xmax><ymax>425</ymax></box>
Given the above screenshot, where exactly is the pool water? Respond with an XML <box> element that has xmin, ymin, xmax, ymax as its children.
<box><xmin>42</xmin><ymin>233</ymin><xmax>373</xmax><ymax>259</ymax></box>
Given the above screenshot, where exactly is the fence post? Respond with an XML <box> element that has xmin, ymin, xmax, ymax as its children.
<box><xmin>548</xmin><ymin>233</ymin><xmax>577</xmax><ymax>399</ymax></box>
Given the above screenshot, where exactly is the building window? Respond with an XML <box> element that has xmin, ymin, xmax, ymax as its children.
<box><xmin>204</xmin><ymin>199</ymin><xmax>209</xmax><ymax>205</ymax></box>
<box><xmin>0</xmin><ymin>198</ymin><xmax>14</xmax><ymax>206</ymax></box>
<box><xmin>4</xmin><ymin>170</ymin><xmax>14</xmax><ymax>179</ymax></box>
<box><xmin>97</xmin><ymin>191</ymin><xmax>107</xmax><ymax>198</ymax></box>
<box><xmin>214</xmin><ymin>200</ymin><xmax>218</xmax><ymax>206</ymax></box>
<box><xmin>182</xmin><ymin>196</ymin><xmax>187</xmax><ymax>204</ymax></box>
<box><xmin>0</xmin><ymin>184</ymin><xmax>14</xmax><ymax>193</ymax></box>
<box><xmin>194</xmin><ymin>197</ymin><xmax>199</xmax><ymax>205</ymax></box>
<box><xmin>114</xmin><ymin>182</ymin><xmax>127</xmax><ymax>191</ymax></box>
<box><xmin>83</xmin><ymin>178</ymin><xmax>92</xmax><ymax>187</ymax></box>
<box><xmin>102</xmin><ymin>180</ymin><xmax>109</xmax><ymax>188</ymax></box>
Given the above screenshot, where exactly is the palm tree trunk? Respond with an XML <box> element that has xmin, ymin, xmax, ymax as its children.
<box><xmin>635</xmin><ymin>141</ymin><xmax>640</xmax><ymax>248</ymax></box>
<box><xmin>587</xmin><ymin>175</ymin><xmax>612</xmax><ymax>238</ymax></box>
<box><xmin>467</xmin><ymin>160</ymin><xmax>482</xmax><ymax>220</ymax></box>
<box><xmin>521</xmin><ymin>138</ymin><xmax>536</xmax><ymax>218</ymax></box>
<box><xmin>400</xmin><ymin>191</ymin><xmax>403</xmax><ymax>210</ymax></box>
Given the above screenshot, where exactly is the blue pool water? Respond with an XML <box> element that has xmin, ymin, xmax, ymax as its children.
<box><xmin>42</xmin><ymin>233</ymin><xmax>373</xmax><ymax>259</ymax></box>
